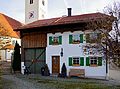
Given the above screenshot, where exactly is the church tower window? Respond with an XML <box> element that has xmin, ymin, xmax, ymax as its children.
<box><xmin>30</xmin><ymin>0</ymin><xmax>33</xmax><ymax>4</ymax></box>
<box><xmin>42</xmin><ymin>0</ymin><xmax>45</xmax><ymax>6</ymax></box>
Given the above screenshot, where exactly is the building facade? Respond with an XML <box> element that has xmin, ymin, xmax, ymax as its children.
<box><xmin>15</xmin><ymin>13</ymin><xmax>114</xmax><ymax>78</ymax></box>
<box><xmin>46</xmin><ymin>31</ymin><xmax>106</xmax><ymax>77</ymax></box>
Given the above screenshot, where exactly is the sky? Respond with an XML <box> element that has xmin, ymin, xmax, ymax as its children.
<box><xmin>0</xmin><ymin>0</ymin><xmax>119</xmax><ymax>23</ymax></box>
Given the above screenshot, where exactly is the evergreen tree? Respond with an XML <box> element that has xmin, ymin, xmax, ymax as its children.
<box><xmin>12</xmin><ymin>41</ymin><xmax>21</xmax><ymax>72</ymax></box>
<box><xmin>61</xmin><ymin>63</ymin><xmax>67</xmax><ymax>78</ymax></box>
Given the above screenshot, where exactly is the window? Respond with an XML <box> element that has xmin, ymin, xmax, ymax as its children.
<box><xmin>90</xmin><ymin>57</ymin><xmax>97</xmax><ymax>65</ymax></box>
<box><xmin>30</xmin><ymin>0</ymin><xmax>33</xmax><ymax>4</ymax></box>
<box><xmin>86</xmin><ymin>57</ymin><xmax>102</xmax><ymax>66</ymax></box>
<box><xmin>49</xmin><ymin>36</ymin><xmax>62</xmax><ymax>45</ymax></box>
<box><xmin>69</xmin><ymin>34</ymin><xmax>83</xmax><ymax>44</ymax></box>
<box><xmin>86</xmin><ymin>32</ymin><xmax>101</xmax><ymax>43</ymax></box>
<box><xmin>53</xmin><ymin>36</ymin><xmax>59</xmax><ymax>44</ymax></box>
<box><xmin>42</xmin><ymin>0</ymin><xmax>45</xmax><ymax>6</ymax></box>
<box><xmin>73</xmin><ymin>57</ymin><xmax>80</xmax><ymax>65</ymax></box>
<box><xmin>12</xmin><ymin>40</ymin><xmax>15</xmax><ymax>46</ymax></box>
<box><xmin>42</xmin><ymin>14</ymin><xmax>44</xmax><ymax>18</ymax></box>
<box><xmin>69</xmin><ymin>57</ymin><xmax>84</xmax><ymax>66</ymax></box>
<box><xmin>73</xmin><ymin>34</ymin><xmax>80</xmax><ymax>43</ymax></box>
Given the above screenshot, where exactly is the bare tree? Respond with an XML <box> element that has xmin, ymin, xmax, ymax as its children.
<box><xmin>83</xmin><ymin>1</ymin><xmax>120</xmax><ymax>68</ymax></box>
<box><xmin>103</xmin><ymin>1</ymin><xmax>120</xmax><ymax>67</ymax></box>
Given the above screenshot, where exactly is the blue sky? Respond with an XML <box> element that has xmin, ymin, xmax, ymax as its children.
<box><xmin>0</xmin><ymin>0</ymin><xmax>118</xmax><ymax>23</ymax></box>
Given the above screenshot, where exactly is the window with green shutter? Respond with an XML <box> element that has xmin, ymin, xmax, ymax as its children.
<box><xmin>59</xmin><ymin>36</ymin><xmax>62</xmax><ymax>44</ymax></box>
<box><xmin>86</xmin><ymin>57</ymin><xmax>90</xmax><ymax>66</ymax></box>
<box><xmin>68</xmin><ymin>57</ymin><xmax>85</xmax><ymax>66</ymax></box>
<box><xmin>69</xmin><ymin>35</ymin><xmax>73</xmax><ymax>44</ymax></box>
<box><xmin>49</xmin><ymin>36</ymin><xmax>52</xmax><ymax>45</ymax></box>
<box><xmin>69</xmin><ymin>34</ymin><xmax>84</xmax><ymax>44</ymax></box>
<box><xmin>80</xmin><ymin>34</ymin><xmax>83</xmax><ymax>43</ymax></box>
<box><xmin>80</xmin><ymin>57</ymin><xmax>84</xmax><ymax>66</ymax></box>
<box><xmin>98</xmin><ymin>57</ymin><xmax>102</xmax><ymax>66</ymax></box>
<box><xmin>49</xmin><ymin>35</ymin><xmax>62</xmax><ymax>45</ymax></box>
<box><xmin>88</xmin><ymin>56</ymin><xmax>102</xmax><ymax>67</ymax></box>
<box><xmin>69</xmin><ymin>57</ymin><xmax>72</xmax><ymax>66</ymax></box>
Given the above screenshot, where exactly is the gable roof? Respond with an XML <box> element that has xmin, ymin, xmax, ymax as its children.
<box><xmin>0</xmin><ymin>13</ymin><xmax>23</xmax><ymax>38</ymax></box>
<box><xmin>15</xmin><ymin>12</ymin><xmax>114</xmax><ymax>31</ymax></box>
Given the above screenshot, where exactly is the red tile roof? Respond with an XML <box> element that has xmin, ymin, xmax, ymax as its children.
<box><xmin>16</xmin><ymin>12</ymin><xmax>113</xmax><ymax>31</ymax></box>
<box><xmin>0</xmin><ymin>13</ymin><xmax>23</xmax><ymax>38</ymax></box>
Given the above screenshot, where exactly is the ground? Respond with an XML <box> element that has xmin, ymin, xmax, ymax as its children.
<box><xmin>0</xmin><ymin>61</ymin><xmax>120</xmax><ymax>89</ymax></box>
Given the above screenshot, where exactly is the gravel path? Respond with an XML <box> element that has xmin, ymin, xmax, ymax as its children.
<box><xmin>2</xmin><ymin>75</ymin><xmax>41</xmax><ymax>89</ymax></box>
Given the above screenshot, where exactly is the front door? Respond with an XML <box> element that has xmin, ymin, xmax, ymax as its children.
<box><xmin>52</xmin><ymin>56</ymin><xmax>60</xmax><ymax>74</ymax></box>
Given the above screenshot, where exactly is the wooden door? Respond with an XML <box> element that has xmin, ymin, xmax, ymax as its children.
<box><xmin>52</xmin><ymin>56</ymin><xmax>60</xmax><ymax>74</ymax></box>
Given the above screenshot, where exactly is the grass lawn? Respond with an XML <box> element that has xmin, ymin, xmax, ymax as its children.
<box><xmin>28</xmin><ymin>77</ymin><xmax>120</xmax><ymax>89</ymax></box>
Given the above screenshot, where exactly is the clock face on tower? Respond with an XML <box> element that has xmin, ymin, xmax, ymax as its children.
<box><xmin>29</xmin><ymin>11</ymin><xmax>34</xmax><ymax>19</ymax></box>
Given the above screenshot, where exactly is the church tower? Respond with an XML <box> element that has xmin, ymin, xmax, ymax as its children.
<box><xmin>25</xmin><ymin>0</ymin><xmax>47</xmax><ymax>24</ymax></box>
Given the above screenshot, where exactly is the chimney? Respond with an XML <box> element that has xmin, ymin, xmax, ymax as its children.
<box><xmin>68</xmin><ymin>8</ymin><xmax>72</xmax><ymax>16</ymax></box>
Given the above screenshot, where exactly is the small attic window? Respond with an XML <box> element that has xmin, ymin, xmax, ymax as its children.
<box><xmin>30</xmin><ymin>0</ymin><xmax>33</xmax><ymax>4</ymax></box>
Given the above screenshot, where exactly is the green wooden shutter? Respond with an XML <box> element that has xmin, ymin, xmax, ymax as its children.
<box><xmin>80</xmin><ymin>57</ymin><xmax>84</xmax><ymax>66</ymax></box>
<box><xmin>49</xmin><ymin>36</ymin><xmax>52</xmax><ymax>45</ymax></box>
<box><xmin>86</xmin><ymin>57</ymin><xmax>90</xmax><ymax>66</ymax></box>
<box><xmin>98</xmin><ymin>57</ymin><xmax>102</xmax><ymax>66</ymax></box>
<box><xmin>69</xmin><ymin>35</ymin><xmax>73</xmax><ymax>44</ymax></box>
<box><xmin>80</xmin><ymin>34</ymin><xmax>83</xmax><ymax>43</ymax></box>
<box><xmin>69</xmin><ymin>57</ymin><xmax>72</xmax><ymax>66</ymax></box>
<box><xmin>59</xmin><ymin>36</ymin><xmax>62</xmax><ymax>45</ymax></box>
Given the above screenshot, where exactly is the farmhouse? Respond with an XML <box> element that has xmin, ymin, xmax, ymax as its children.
<box><xmin>15</xmin><ymin>11</ymin><xmax>114</xmax><ymax>78</ymax></box>
<box><xmin>0</xmin><ymin>13</ymin><xmax>22</xmax><ymax>61</ymax></box>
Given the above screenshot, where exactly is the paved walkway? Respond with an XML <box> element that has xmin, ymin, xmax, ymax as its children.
<box><xmin>109</xmin><ymin>61</ymin><xmax>120</xmax><ymax>81</ymax></box>
<box><xmin>109</xmin><ymin>69</ymin><xmax>120</xmax><ymax>81</ymax></box>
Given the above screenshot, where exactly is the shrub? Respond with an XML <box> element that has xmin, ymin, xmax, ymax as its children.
<box><xmin>44</xmin><ymin>64</ymin><xmax>50</xmax><ymax>76</ymax></box>
<box><xmin>61</xmin><ymin>63</ymin><xmax>67</xmax><ymax>78</ymax></box>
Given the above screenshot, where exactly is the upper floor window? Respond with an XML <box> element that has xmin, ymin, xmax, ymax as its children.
<box><xmin>49</xmin><ymin>35</ymin><xmax>62</xmax><ymax>45</ymax></box>
<box><xmin>30</xmin><ymin>0</ymin><xmax>33</xmax><ymax>4</ymax></box>
<box><xmin>86</xmin><ymin>32</ymin><xmax>101</xmax><ymax>43</ymax></box>
<box><xmin>69</xmin><ymin>34</ymin><xmax>83</xmax><ymax>44</ymax></box>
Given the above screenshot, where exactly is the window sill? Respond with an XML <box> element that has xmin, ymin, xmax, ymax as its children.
<box><xmin>90</xmin><ymin>64</ymin><xmax>98</xmax><ymax>67</ymax></box>
<box><xmin>72</xmin><ymin>64</ymin><xmax>80</xmax><ymax>66</ymax></box>
<box><xmin>72</xmin><ymin>42</ymin><xmax>80</xmax><ymax>44</ymax></box>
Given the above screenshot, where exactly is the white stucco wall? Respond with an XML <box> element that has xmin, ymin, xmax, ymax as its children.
<box><xmin>46</xmin><ymin>31</ymin><xmax>107</xmax><ymax>77</ymax></box>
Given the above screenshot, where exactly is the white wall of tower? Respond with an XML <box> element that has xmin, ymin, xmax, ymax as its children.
<box><xmin>38</xmin><ymin>0</ymin><xmax>48</xmax><ymax>19</ymax></box>
<box><xmin>25</xmin><ymin>0</ymin><xmax>47</xmax><ymax>24</ymax></box>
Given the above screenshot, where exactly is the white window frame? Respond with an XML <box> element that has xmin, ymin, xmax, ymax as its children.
<box><xmin>72</xmin><ymin>34</ymin><xmax>80</xmax><ymax>43</ymax></box>
<box><xmin>72</xmin><ymin>57</ymin><xmax>80</xmax><ymax>65</ymax></box>
<box><xmin>90</xmin><ymin>57</ymin><xmax>98</xmax><ymax>66</ymax></box>
<box><xmin>52</xmin><ymin>36</ymin><xmax>59</xmax><ymax>44</ymax></box>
